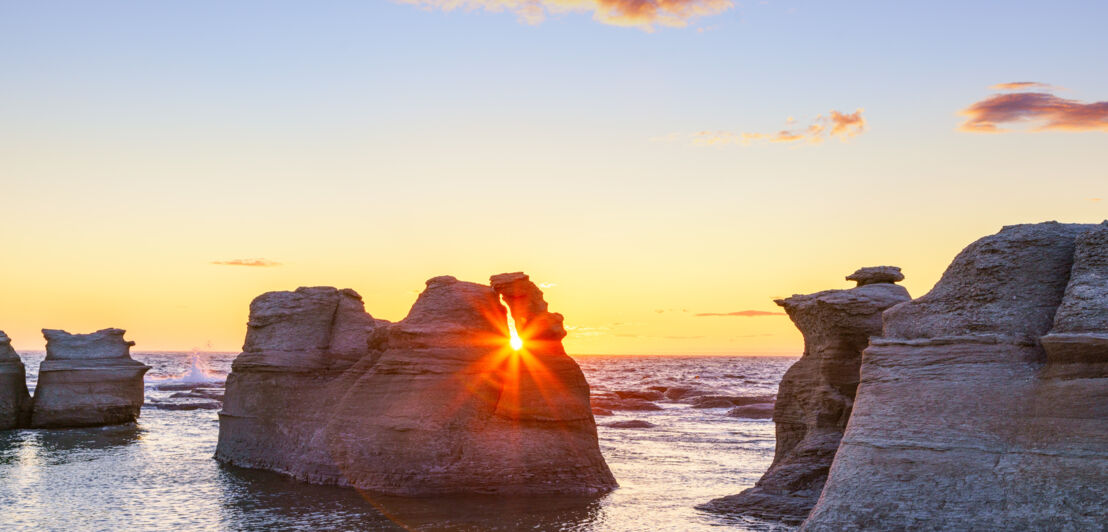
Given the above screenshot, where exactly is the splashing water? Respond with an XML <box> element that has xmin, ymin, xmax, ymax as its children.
<box><xmin>148</xmin><ymin>352</ymin><xmax>224</xmax><ymax>384</ymax></box>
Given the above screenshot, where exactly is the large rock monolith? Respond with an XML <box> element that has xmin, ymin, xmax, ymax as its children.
<box><xmin>216</xmin><ymin>274</ymin><xmax>616</xmax><ymax>496</ymax></box>
<box><xmin>700</xmin><ymin>267</ymin><xmax>910</xmax><ymax>522</ymax></box>
<box><xmin>0</xmin><ymin>331</ymin><xmax>32</xmax><ymax>430</ymax></box>
<box><xmin>30</xmin><ymin>328</ymin><xmax>150</xmax><ymax>428</ymax></box>
<box><xmin>803</xmin><ymin>222</ymin><xmax>1108</xmax><ymax>530</ymax></box>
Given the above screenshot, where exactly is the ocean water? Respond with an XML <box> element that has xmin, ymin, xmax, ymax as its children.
<box><xmin>0</xmin><ymin>353</ymin><xmax>797</xmax><ymax>531</ymax></box>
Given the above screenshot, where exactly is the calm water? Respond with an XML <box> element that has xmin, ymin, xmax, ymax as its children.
<box><xmin>1</xmin><ymin>353</ymin><xmax>797</xmax><ymax>531</ymax></box>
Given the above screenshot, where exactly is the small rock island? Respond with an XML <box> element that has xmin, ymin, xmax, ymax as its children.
<box><xmin>215</xmin><ymin>272</ymin><xmax>617</xmax><ymax>496</ymax></box>
<box><xmin>0</xmin><ymin>331</ymin><xmax>32</xmax><ymax>430</ymax></box>
<box><xmin>30</xmin><ymin>328</ymin><xmax>150</xmax><ymax>428</ymax></box>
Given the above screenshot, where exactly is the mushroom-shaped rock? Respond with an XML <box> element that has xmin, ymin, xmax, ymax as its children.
<box><xmin>845</xmin><ymin>265</ymin><xmax>904</xmax><ymax>286</ymax></box>
<box><xmin>216</xmin><ymin>274</ymin><xmax>616</xmax><ymax>496</ymax></box>
<box><xmin>0</xmin><ymin>331</ymin><xmax>32</xmax><ymax>430</ymax></box>
<box><xmin>30</xmin><ymin>328</ymin><xmax>150</xmax><ymax>428</ymax></box>
<box><xmin>700</xmin><ymin>268</ymin><xmax>910</xmax><ymax>523</ymax></box>
<box><xmin>803</xmin><ymin>222</ymin><xmax>1108</xmax><ymax>530</ymax></box>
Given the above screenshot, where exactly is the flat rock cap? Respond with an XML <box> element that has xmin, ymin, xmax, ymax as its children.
<box><xmin>846</xmin><ymin>266</ymin><xmax>904</xmax><ymax>286</ymax></box>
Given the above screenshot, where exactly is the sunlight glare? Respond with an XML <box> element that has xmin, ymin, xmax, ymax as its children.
<box><xmin>503</xmin><ymin>300</ymin><xmax>524</xmax><ymax>351</ymax></box>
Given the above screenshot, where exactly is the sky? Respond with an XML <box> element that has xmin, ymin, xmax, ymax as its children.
<box><xmin>1</xmin><ymin>1</ymin><xmax>1106</xmax><ymax>354</ymax></box>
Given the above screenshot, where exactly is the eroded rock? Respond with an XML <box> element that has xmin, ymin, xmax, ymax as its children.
<box><xmin>216</xmin><ymin>273</ymin><xmax>616</xmax><ymax>496</ymax></box>
<box><xmin>31</xmin><ymin>328</ymin><xmax>150</xmax><ymax>428</ymax></box>
<box><xmin>803</xmin><ymin>222</ymin><xmax>1108</xmax><ymax>530</ymax></box>
<box><xmin>0</xmin><ymin>331</ymin><xmax>32</xmax><ymax>430</ymax></box>
<box><xmin>700</xmin><ymin>267</ymin><xmax>910</xmax><ymax>523</ymax></box>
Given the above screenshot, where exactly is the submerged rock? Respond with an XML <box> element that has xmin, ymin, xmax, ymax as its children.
<box><xmin>804</xmin><ymin>222</ymin><xmax>1108</xmax><ymax>530</ymax></box>
<box><xmin>604</xmin><ymin>420</ymin><xmax>656</xmax><ymax>429</ymax></box>
<box><xmin>216</xmin><ymin>273</ymin><xmax>616</xmax><ymax>496</ymax></box>
<box><xmin>590</xmin><ymin>394</ymin><xmax>663</xmax><ymax>411</ymax></box>
<box><xmin>689</xmin><ymin>394</ymin><xmax>774</xmax><ymax>409</ymax></box>
<box><xmin>701</xmin><ymin>267</ymin><xmax>910</xmax><ymax>523</ymax></box>
<box><xmin>30</xmin><ymin>328</ymin><xmax>150</xmax><ymax>428</ymax></box>
<box><xmin>0</xmin><ymin>331</ymin><xmax>32</xmax><ymax>430</ymax></box>
<box><xmin>147</xmin><ymin>401</ymin><xmax>222</xmax><ymax>411</ymax></box>
<box><xmin>727</xmin><ymin>403</ymin><xmax>774</xmax><ymax>419</ymax></box>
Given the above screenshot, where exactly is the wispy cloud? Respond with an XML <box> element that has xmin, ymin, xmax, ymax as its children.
<box><xmin>990</xmin><ymin>81</ymin><xmax>1059</xmax><ymax>91</ymax></box>
<box><xmin>211</xmin><ymin>258</ymin><xmax>282</xmax><ymax>267</ymax></box>
<box><xmin>615</xmin><ymin>333</ymin><xmax>705</xmax><ymax>339</ymax></box>
<box><xmin>960</xmin><ymin>84</ymin><xmax>1108</xmax><ymax>133</ymax></box>
<box><xmin>694</xmin><ymin>310</ymin><xmax>786</xmax><ymax>317</ymax></box>
<box><xmin>565</xmin><ymin>325</ymin><xmax>610</xmax><ymax>337</ymax></box>
<box><xmin>397</xmin><ymin>0</ymin><xmax>733</xmax><ymax>29</ymax></box>
<box><xmin>667</xmin><ymin>109</ymin><xmax>866</xmax><ymax>147</ymax></box>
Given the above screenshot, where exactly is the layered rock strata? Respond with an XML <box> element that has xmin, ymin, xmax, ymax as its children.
<box><xmin>0</xmin><ymin>331</ymin><xmax>32</xmax><ymax>430</ymax></box>
<box><xmin>700</xmin><ymin>267</ymin><xmax>910</xmax><ymax>522</ymax></box>
<box><xmin>31</xmin><ymin>328</ymin><xmax>150</xmax><ymax>428</ymax></box>
<box><xmin>216</xmin><ymin>274</ymin><xmax>616</xmax><ymax>496</ymax></box>
<box><xmin>803</xmin><ymin>222</ymin><xmax>1108</xmax><ymax>530</ymax></box>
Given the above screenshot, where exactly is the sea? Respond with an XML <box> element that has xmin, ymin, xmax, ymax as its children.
<box><xmin>0</xmin><ymin>352</ymin><xmax>798</xmax><ymax>531</ymax></box>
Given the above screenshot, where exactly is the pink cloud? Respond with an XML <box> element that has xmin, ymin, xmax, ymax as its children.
<box><xmin>211</xmin><ymin>258</ymin><xmax>283</xmax><ymax>267</ymax></box>
<box><xmin>959</xmin><ymin>91</ymin><xmax>1108</xmax><ymax>133</ymax></box>
<box><xmin>398</xmin><ymin>0</ymin><xmax>733</xmax><ymax>29</ymax></box>
<box><xmin>687</xmin><ymin>109</ymin><xmax>866</xmax><ymax>146</ymax></box>
<box><xmin>694</xmin><ymin>310</ymin><xmax>786</xmax><ymax>317</ymax></box>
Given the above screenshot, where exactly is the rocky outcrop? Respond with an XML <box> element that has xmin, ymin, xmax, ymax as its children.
<box><xmin>803</xmin><ymin>222</ymin><xmax>1108</xmax><ymax>530</ymax></box>
<box><xmin>30</xmin><ymin>328</ymin><xmax>150</xmax><ymax>428</ymax></box>
<box><xmin>700</xmin><ymin>267</ymin><xmax>910</xmax><ymax>523</ymax></box>
<box><xmin>216</xmin><ymin>274</ymin><xmax>616</xmax><ymax>496</ymax></box>
<box><xmin>0</xmin><ymin>331</ymin><xmax>32</xmax><ymax>430</ymax></box>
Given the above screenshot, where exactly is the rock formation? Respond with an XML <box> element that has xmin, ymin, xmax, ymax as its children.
<box><xmin>700</xmin><ymin>266</ymin><xmax>910</xmax><ymax>523</ymax></box>
<box><xmin>30</xmin><ymin>328</ymin><xmax>150</xmax><ymax>428</ymax></box>
<box><xmin>0</xmin><ymin>331</ymin><xmax>32</xmax><ymax>430</ymax></box>
<box><xmin>216</xmin><ymin>274</ymin><xmax>617</xmax><ymax>496</ymax></box>
<box><xmin>803</xmin><ymin>222</ymin><xmax>1108</xmax><ymax>530</ymax></box>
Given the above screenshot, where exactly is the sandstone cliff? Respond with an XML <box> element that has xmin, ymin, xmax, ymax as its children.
<box><xmin>0</xmin><ymin>331</ymin><xmax>32</xmax><ymax>430</ymax></box>
<box><xmin>700</xmin><ymin>267</ymin><xmax>910</xmax><ymax>522</ymax></box>
<box><xmin>803</xmin><ymin>222</ymin><xmax>1108</xmax><ymax>530</ymax></box>
<box><xmin>31</xmin><ymin>328</ymin><xmax>150</xmax><ymax>428</ymax></box>
<box><xmin>216</xmin><ymin>273</ymin><xmax>617</xmax><ymax>496</ymax></box>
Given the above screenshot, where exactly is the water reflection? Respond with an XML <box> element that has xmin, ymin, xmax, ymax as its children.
<box><xmin>217</xmin><ymin>463</ymin><xmax>605</xmax><ymax>531</ymax></box>
<box><xmin>0</xmin><ymin>423</ymin><xmax>143</xmax><ymax>466</ymax></box>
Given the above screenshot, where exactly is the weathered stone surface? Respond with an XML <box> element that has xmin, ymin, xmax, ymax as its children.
<box><xmin>216</xmin><ymin>273</ymin><xmax>616</xmax><ymax>496</ymax></box>
<box><xmin>0</xmin><ymin>331</ymin><xmax>32</xmax><ymax>430</ymax></box>
<box><xmin>31</xmin><ymin>328</ymin><xmax>149</xmax><ymax>428</ymax></box>
<box><xmin>803</xmin><ymin>222</ymin><xmax>1108</xmax><ymax>531</ymax></box>
<box><xmin>700</xmin><ymin>268</ymin><xmax>910</xmax><ymax>523</ymax></box>
<box><xmin>845</xmin><ymin>266</ymin><xmax>904</xmax><ymax>286</ymax></box>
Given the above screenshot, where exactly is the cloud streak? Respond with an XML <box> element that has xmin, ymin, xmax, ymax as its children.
<box><xmin>694</xmin><ymin>310</ymin><xmax>786</xmax><ymax>317</ymax></box>
<box><xmin>397</xmin><ymin>0</ymin><xmax>733</xmax><ymax>29</ymax></box>
<box><xmin>960</xmin><ymin>84</ymin><xmax>1108</xmax><ymax>133</ymax></box>
<box><xmin>211</xmin><ymin>258</ymin><xmax>283</xmax><ymax>267</ymax></box>
<box><xmin>682</xmin><ymin>109</ymin><xmax>866</xmax><ymax>147</ymax></box>
<box><xmin>990</xmin><ymin>81</ymin><xmax>1058</xmax><ymax>91</ymax></box>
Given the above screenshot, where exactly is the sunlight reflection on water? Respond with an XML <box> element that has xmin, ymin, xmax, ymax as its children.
<box><xmin>2</xmin><ymin>353</ymin><xmax>796</xmax><ymax>531</ymax></box>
